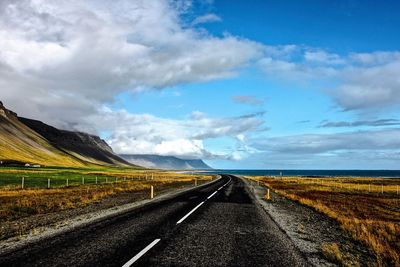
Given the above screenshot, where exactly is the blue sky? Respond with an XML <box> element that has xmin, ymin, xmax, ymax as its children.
<box><xmin>2</xmin><ymin>0</ymin><xmax>400</xmax><ymax>169</ymax></box>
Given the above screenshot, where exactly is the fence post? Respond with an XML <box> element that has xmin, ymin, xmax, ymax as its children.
<box><xmin>48</xmin><ymin>178</ymin><xmax>51</xmax><ymax>189</ymax></box>
<box><xmin>21</xmin><ymin>177</ymin><xmax>24</xmax><ymax>189</ymax></box>
<box><xmin>95</xmin><ymin>176</ymin><xmax>98</xmax><ymax>184</ymax></box>
<box><xmin>150</xmin><ymin>186</ymin><xmax>154</xmax><ymax>199</ymax></box>
<box><xmin>66</xmin><ymin>178</ymin><xmax>69</xmax><ymax>187</ymax></box>
<box><xmin>266</xmin><ymin>188</ymin><xmax>270</xmax><ymax>200</ymax></box>
<box><xmin>82</xmin><ymin>176</ymin><xmax>84</xmax><ymax>185</ymax></box>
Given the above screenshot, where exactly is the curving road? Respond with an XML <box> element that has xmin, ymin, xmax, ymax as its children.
<box><xmin>0</xmin><ymin>175</ymin><xmax>308</xmax><ymax>267</ymax></box>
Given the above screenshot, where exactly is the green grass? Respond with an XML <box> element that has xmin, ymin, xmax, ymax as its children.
<box><xmin>0</xmin><ymin>166</ymin><xmax>151</xmax><ymax>189</ymax></box>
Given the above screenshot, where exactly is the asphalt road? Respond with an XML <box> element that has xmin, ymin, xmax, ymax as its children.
<box><xmin>0</xmin><ymin>175</ymin><xmax>308</xmax><ymax>267</ymax></box>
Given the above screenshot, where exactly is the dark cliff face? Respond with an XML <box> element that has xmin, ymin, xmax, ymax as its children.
<box><xmin>0</xmin><ymin>101</ymin><xmax>18</xmax><ymax>118</ymax></box>
<box><xmin>19</xmin><ymin>117</ymin><xmax>130</xmax><ymax>166</ymax></box>
<box><xmin>120</xmin><ymin>154</ymin><xmax>212</xmax><ymax>170</ymax></box>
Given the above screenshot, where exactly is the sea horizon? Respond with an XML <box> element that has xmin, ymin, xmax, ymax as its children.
<box><xmin>197</xmin><ymin>169</ymin><xmax>400</xmax><ymax>178</ymax></box>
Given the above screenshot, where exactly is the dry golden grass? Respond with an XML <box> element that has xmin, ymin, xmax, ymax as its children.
<box><xmin>251</xmin><ymin>176</ymin><xmax>400</xmax><ymax>266</ymax></box>
<box><xmin>0</xmin><ymin>171</ymin><xmax>213</xmax><ymax>222</ymax></box>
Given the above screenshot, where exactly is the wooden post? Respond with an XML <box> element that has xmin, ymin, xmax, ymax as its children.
<box><xmin>48</xmin><ymin>178</ymin><xmax>51</xmax><ymax>189</ymax></box>
<box><xmin>150</xmin><ymin>186</ymin><xmax>154</xmax><ymax>199</ymax></box>
<box><xmin>266</xmin><ymin>188</ymin><xmax>270</xmax><ymax>200</ymax></box>
<box><xmin>369</xmin><ymin>184</ymin><xmax>371</xmax><ymax>192</ymax></box>
<box><xmin>21</xmin><ymin>177</ymin><xmax>24</xmax><ymax>189</ymax></box>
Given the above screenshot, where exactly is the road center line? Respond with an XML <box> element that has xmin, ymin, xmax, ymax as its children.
<box><xmin>176</xmin><ymin>201</ymin><xmax>205</xmax><ymax>224</ymax></box>
<box><xmin>122</xmin><ymin>238</ymin><xmax>161</xmax><ymax>267</ymax></box>
<box><xmin>207</xmin><ymin>191</ymin><xmax>218</xmax><ymax>199</ymax></box>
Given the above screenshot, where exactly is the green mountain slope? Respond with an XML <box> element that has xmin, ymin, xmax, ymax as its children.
<box><xmin>0</xmin><ymin>101</ymin><xmax>134</xmax><ymax>167</ymax></box>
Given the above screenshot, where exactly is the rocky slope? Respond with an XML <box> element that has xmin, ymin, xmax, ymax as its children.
<box><xmin>120</xmin><ymin>154</ymin><xmax>212</xmax><ymax>170</ymax></box>
<box><xmin>0</xmin><ymin>101</ymin><xmax>133</xmax><ymax>167</ymax></box>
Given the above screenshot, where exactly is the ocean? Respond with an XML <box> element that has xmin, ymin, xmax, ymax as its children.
<box><xmin>196</xmin><ymin>169</ymin><xmax>400</xmax><ymax>178</ymax></box>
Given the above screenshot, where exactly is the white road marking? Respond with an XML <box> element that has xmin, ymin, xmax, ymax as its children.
<box><xmin>176</xmin><ymin>201</ymin><xmax>205</xmax><ymax>224</ymax></box>
<box><xmin>207</xmin><ymin>191</ymin><xmax>218</xmax><ymax>199</ymax></box>
<box><xmin>175</xmin><ymin>177</ymin><xmax>232</xmax><ymax>225</ymax></box>
<box><xmin>122</xmin><ymin>239</ymin><xmax>161</xmax><ymax>267</ymax></box>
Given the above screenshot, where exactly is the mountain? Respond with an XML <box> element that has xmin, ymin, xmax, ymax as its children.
<box><xmin>0</xmin><ymin>101</ymin><xmax>134</xmax><ymax>167</ymax></box>
<box><xmin>120</xmin><ymin>154</ymin><xmax>212</xmax><ymax>170</ymax></box>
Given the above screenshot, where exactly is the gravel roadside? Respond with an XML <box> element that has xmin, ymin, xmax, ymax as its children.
<box><xmin>242</xmin><ymin>177</ymin><xmax>375</xmax><ymax>267</ymax></box>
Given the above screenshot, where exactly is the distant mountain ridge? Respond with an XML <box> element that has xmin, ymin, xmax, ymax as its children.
<box><xmin>0</xmin><ymin>101</ymin><xmax>134</xmax><ymax>167</ymax></box>
<box><xmin>120</xmin><ymin>154</ymin><xmax>212</xmax><ymax>170</ymax></box>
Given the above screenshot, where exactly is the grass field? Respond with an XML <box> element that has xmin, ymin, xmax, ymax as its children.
<box><xmin>0</xmin><ymin>166</ymin><xmax>213</xmax><ymax>228</ymax></box>
<box><xmin>251</xmin><ymin>176</ymin><xmax>400</xmax><ymax>266</ymax></box>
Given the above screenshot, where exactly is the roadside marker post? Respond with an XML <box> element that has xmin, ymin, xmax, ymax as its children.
<box><xmin>106</xmin><ymin>177</ymin><xmax>108</xmax><ymax>183</ymax></box>
<box><xmin>381</xmin><ymin>184</ymin><xmax>384</xmax><ymax>194</ymax></box>
<box><xmin>266</xmin><ymin>188</ymin><xmax>270</xmax><ymax>200</ymax></box>
<box><xmin>150</xmin><ymin>186</ymin><xmax>154</xmax><ymax>199</ymax></box>
<box><xmin>82</xmin><ymin>177</ymin><xmax>84</xmax><ymax>185</ymax></box>
<box><xmin>66</xmin><ymin>178</ymin><xmax>69</xmax><ymax>187</ymax></box>
<box><xmin>95</xmin><ymin>176</ymin><xmax>98</xmax><ymax>184</ymax></box>
<box><xmin>48</xmin><ymin>178</ymin><xmax>51</xmax><ymax>189</ymax></box>
<box><xmin>21</xmin><ymin>177</ymin><xmax>24</xmax><ymax>189</ymax></box>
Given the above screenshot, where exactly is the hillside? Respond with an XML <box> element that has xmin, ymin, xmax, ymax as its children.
<box><xmin>120</xmin><ymin>154</ymin><xmax>212</xmax><ymax>170</ymax></box>
<box><xmin>0</xmin><ymin>101</ymin><xmax>133</xmax><ymax>167</ymax></box>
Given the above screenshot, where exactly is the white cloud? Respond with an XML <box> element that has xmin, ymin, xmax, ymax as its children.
<box><xmin>78</xmin><ymin>108</ymin><xmax>264</xmax><ymax>159</ymax></box>
<box><xmin>191</xmin><ymin>13</ymin><xmax>221</xmax><ymax>25</ymax></box>
<box><xmin>0</xmin><ymin>0</ymin><xmax>262</xmax><ymax>127</ymax></box>
<box><xmin>259</xmin><ymin>46</ymin><xmax>400</xmax><ymax>111</ymax></box>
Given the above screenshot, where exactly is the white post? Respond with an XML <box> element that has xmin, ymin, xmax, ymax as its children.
<box><xmin>267</xmin><ymin>188</ymin><xmax>270</xmax><ymax>200</ymax></box>
<box><xmin>82</xmin><ymin>177</ymin><xmax>84</xmax><ymax>185</ymax></box>
<box><xmin>21</xmin><ymin>177</ymin><xmax>24</xmax><ymax>189</ymax></box>
<box><xmin>116</xmin><ymin>177</ymin><xmax>118</xmax><ymax>183</ymax></box>
<box><xmin>150</xmin><ymin>186</ymin><xmax>154</xmax><ymax>199</ymax></box>
<box><xmin>48</xmin><ymin>178</ymin><xmax>51</xmax><ymax>189</ymax></box>
<box><xmin>66</xmin><ymin>178</ymin><xmax>69</xmax><ymax>187</ymax></box>
<box><xmin>96</xmin><ymin>176</ymin><xmax>98</xmax><ymax>184</ymax></box>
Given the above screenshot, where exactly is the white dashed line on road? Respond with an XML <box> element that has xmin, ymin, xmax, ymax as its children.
<box><xmin>176</xmin><ymin>201</ymin><xmax>205</xmax><ymax>224</ymax></box>
<box><xmin>122</xmin><ymin>238</ymin><xmax>161</xmax><ymax>267</ymax></box>
<box><xmin>207</xmin><ymin>191</ymin><xmax>218</xmax><ymax>199</ymax></box>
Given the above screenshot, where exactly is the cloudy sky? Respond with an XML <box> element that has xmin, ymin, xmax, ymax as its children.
<box><xmin>1</xmin><ymin>0</ymin><xmax>400</xmax><ymax>169</ymax></box>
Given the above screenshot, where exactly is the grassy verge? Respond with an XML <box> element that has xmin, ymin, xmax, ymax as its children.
<box><xmin>251</xmin><ymin>176</ymin><xmax>400</xmax><ymax>266</ymax></box>
<box><xmin>0</xmin><ymin>166</ymin><xmax>213</xmax><ymax>236</ymax></box>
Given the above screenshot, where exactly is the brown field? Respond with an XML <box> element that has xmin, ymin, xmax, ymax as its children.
<box><xmin>0</xmin><ymin>169</ymin><xmax>213</xmax><ymax>239</ymax></box>
<box><xmin>252</xmin><ymin>176</ymin><xmax>400</xmax><ymax>266</ymax></box>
